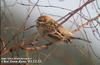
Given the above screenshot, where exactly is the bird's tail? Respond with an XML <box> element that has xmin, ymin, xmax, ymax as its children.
<box><xmin>70</xmin><ymin>37</ymin><xmax>91</xmax><ymax>43</ymax></box>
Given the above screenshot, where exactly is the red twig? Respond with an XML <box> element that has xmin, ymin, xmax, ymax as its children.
<box><xmin>57</xmin><ymin>0</ymin><xmax>94</xmax><ymax>27</ymax></box>
<box><xmin>72</xmin><ymin>14</ymin><xmax>100</xmax><ymax>33</ymax></box>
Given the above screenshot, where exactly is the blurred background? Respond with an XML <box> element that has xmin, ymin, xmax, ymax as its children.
<box><xmin>0</xmin><ymin>0</ymin><xmax>100</xmax><ymax>65</ymax></box>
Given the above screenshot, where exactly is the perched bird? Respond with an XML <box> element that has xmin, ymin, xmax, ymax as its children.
<box><xmin>36</xmin><ymin>15</ymin><xmax>90</xmax><ymax>43</ymax></box>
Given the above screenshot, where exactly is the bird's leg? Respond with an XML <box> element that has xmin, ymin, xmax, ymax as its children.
<box><xmin>64</xmin><ymin>39</ymin><xmax>72</xmax><ymax>44</ymax></box>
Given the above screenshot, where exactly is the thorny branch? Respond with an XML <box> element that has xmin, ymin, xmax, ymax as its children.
<box><xmin>72</xmin><ymin>14</ymin><xmax>100</xmax><ymax>33</ymax></box>
<box><xmin>57</xmin><ymin>0</ymin><xmax>94</xmax><ymax>27</ymax></box>
<box><xmin>1</xmin><ymin>0</ymin><xmax>100</xmax><ymax>63</ymax></box>
<box><xmin>0</xmin><ymin>34</ymin><xmax>53</xmax><ymax>56</ymax></box>
<box><xmin>1</xmin><ymin>19</ymin><xmax>99</xmax><ymax>57</ymax></box>
<box><xmin>1</xmin><ymin>0</ymin><xmax>40</xmax><ymax>52</ymax></box>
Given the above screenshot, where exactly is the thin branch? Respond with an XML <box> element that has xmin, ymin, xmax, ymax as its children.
<box><xmin>72</xmin><ymin>14</ymin><xmax>100</xmax><ymax>33</ymax></box>
<box><xmin>17</xmin><ymin>2</ymin><xmax>72</xmax><ymax>11</ymax></box>
<box><xmin>57</xmin><ymin>0</ymin><xmax>94</xmax><ymax>27</ymax></box>
<box><xmin>1</xmin><ymin>0</ymin><xmax>39</xmax><ymax>51</ymax></box>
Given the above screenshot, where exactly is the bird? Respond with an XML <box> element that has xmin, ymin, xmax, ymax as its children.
<box><xmin>36</xmin><ymin>15</ymin><xmax>91</xmax><ymax>44</ymax></box>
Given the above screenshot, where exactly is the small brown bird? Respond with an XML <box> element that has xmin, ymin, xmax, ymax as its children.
<box><xmin>36</xmin><ymin>15</ymin><xmax>90</xmax><ymax>43</ymax></box>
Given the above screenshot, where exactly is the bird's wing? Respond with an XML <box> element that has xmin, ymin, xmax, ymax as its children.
<box><xmin>57</xmin><ymin>26</ymin><xmax>74</xmax><ymax>37</ymax></box>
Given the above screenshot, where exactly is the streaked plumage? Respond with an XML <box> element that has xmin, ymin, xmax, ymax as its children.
<box><xmin>36</xmin><ymin>15</ymin><xmax>90</xmax><ymax>43</ymax></box>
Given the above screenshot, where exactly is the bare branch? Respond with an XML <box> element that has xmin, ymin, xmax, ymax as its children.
<box><xmin>57</xmin><ymin>0</ymin><xmax>94</xmax><ymax>27</ymax></box>
<box><xmin>72</xmin><ymin>14</ymin><xmax>100</xmax><ymax>33</ymax></box>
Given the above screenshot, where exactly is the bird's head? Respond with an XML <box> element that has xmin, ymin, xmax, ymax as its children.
<box><xmin>37</xmin><ymin>15</ymin><xmax>54</xmax><ymax>24</ymax></box>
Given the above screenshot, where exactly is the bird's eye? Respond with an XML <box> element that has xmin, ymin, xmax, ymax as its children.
<box><xmin>37</xmin><ymin>18</ymin><xmax>41</xmax><ymax>21</ymax></box>
<box><xmin>38</xmin><ymin>17</ymin><xmax>45</xmax><ymax>21</ymax></box>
